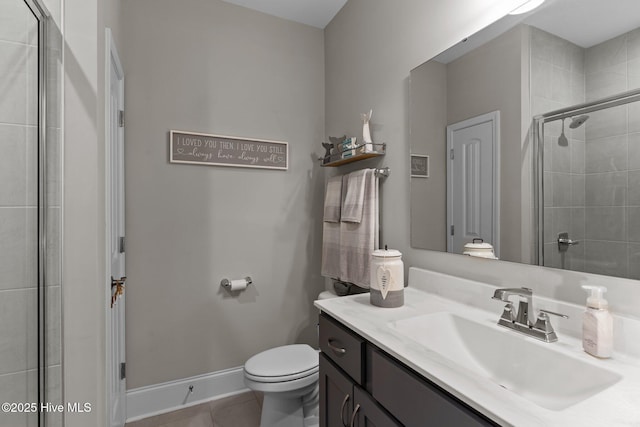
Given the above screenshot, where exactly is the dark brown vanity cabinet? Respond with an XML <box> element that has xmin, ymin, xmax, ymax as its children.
<box><xmin>319</xmin><ymin>312</ymin><xmax>498</xmax><ymax>427</ymax></box>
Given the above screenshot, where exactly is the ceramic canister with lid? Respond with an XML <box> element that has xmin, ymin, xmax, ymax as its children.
<box><xmin>370</xmin><ymin>248</ymin><xmax>404</xmax><ymax>308</ymax></box>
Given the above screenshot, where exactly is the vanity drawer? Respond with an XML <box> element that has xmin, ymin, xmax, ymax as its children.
<box><xmin>319</xmin><ymin>313</ymin><xmax>364</xmax><ymax>384</ymax></box>
<box><xmin>369</xmin><ymin>347</ymin><xmax>498</xmax><ymax>427</ymax></box>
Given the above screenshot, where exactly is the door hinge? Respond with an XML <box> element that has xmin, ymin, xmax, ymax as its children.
<box><xmin>118</xmin><ymin>110</ymin><xmax>125</xmax><ymax>128</ymax></box>
<box><xmin>450</xmin><ymin>225</ymin><xmax>455</xmax><ymax>236</ymax></box>
<box><xmin>450</xmin><ymin>149</ymin><xmax>454</xmax><ymax>160</ymax></box>
<box><xmin>120</xmin><ymin>362</ymin><xmax>126</xmax><ymax>380</ymax></box>
<box><xmin>119</xmin><ymin>236</ymin><xmax>125</xmax><ymax>254</ymax></box>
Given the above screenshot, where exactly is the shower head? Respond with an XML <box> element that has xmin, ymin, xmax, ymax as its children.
<box><xmin>569</xmin><ymin>115</ymin><xmax>589</xmax><ymax>129</ymax></box>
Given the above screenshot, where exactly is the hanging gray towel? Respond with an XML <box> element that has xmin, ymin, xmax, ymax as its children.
<box><xmin>321</xmin><ymin>175</ymin><xmax>343</xmax><ymax>279</ymax></box>
<box><xmin>339</xmin><ymin>169</ymin><xmax>379</xmax><ymax>288</ymax></box>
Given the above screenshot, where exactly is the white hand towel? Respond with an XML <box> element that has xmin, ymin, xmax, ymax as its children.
<box><xmin>341</xmin><ymin>169</ymin><xmax>367</xmax><ymax>223</ymax></box>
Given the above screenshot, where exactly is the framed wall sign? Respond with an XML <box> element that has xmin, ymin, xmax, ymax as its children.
<box><xmin>410</xmin><ymin>154</ymin><xmax>429</xmax><ymax>178</ymax></box>
<box><xmin>170</xmin><ymin>130</ymin><xmax>288</xmax><ymax>170</ymax></box>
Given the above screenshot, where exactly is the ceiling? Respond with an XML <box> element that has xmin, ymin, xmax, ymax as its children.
<box><xmin>221</xmin><ymin>0</ymin><xmax>347</xmax><ymax>29</ymax></box>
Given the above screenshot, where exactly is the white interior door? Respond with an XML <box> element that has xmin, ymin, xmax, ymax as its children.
<box><xmin>107</xmin><ymin>29</ymin><xmax>126</xmax><ymax>427</ymax></box>
<box><xmin>447</xmin><ymin>111</ymin><xmax>500</xmax><ymax>257</ymax></box>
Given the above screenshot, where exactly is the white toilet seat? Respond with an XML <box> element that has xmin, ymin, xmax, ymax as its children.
<box><xmin>245</xmin><ymin>344</ymin><xmax>318</xmax><ymax>381</ymax></box>
<box><xmin>244</xmin><ymin>344</ymin><xmax>319</xmax><ymax>394</ymax></box>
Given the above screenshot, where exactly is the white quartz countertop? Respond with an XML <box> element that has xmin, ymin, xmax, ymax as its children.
<box><xmin>314</xmin><ymin>273</ymin><xmax>640</xmax><ymax>427</ymax></box>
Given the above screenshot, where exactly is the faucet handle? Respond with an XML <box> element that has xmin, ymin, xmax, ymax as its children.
<box><xmin>539</xmin><ymin>309</ymin><xmax>569</xmax><ymax>319</ymax></box>
<box><xmin>534</xmin><ymin>309</ymin><xmax>569</xmax><ymax>334</ymax></box>
<box><xmin>500</xmin><ymin>302</ymin><xmax>517</xmax><ymax>322</ymax></box>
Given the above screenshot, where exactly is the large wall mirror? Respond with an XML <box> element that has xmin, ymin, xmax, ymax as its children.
<box><xmin>410</xmin><ymin>0</ymin><xmax>640</xmax><ymax>278</ymax></box>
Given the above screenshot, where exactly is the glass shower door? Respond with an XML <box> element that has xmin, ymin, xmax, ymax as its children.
<box><xmin>540</xmin><ymin>92</ymin><xmax>640</xmax><ymax>279</ymax></box>
<box><xmin>0</xmin><ymin>1</ymin><xmax>62</xmax><ymax>426</ymax></box>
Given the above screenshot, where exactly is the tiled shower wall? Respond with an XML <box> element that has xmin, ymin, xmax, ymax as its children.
<box><xmin>536</xmin><ymin>25</ymin><xmax>640</xmax><ymax>278</ymax></box>
<box><xmin>531</xmin><ymin>27</ymin><xmax>586</xmax><ymax>271</ymax></box>
<box><xmin>0</xmin><ymin>0</ymin><xmax>62</xmax><ymax>426</ymax></box>
<box><xmin>583</xmin><ymin>28</ymin><xmax>640</xmax><ymax>278</ymax></box>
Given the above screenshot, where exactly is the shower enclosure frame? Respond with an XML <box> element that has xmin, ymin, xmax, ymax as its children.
<box><xmin>533</xmin><ymin>86</ymin><xmax>640</xmax><ymax>268</ymax></box>
<box><xmin>22</xmin><ymin>0</ymin><xmax>53</xmax><ymax>425</ymax></box>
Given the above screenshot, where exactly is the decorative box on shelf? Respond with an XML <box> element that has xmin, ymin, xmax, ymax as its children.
<box><xmin>320</xmin><ymin>142</ymin><xmax>386</xmax><ymax>167</ymax></box>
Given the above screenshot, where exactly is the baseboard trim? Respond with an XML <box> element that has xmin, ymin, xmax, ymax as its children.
<box><xmin>126</xmin><ymin>367</ymin><xmax>249</xmax><ymax>422</ymax></box>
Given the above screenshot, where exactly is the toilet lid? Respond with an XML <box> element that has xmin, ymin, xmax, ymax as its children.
<box><xmin>244</xmin><ymin>344</ymin><xmax>318</xmax><ymax>381</ymax></box>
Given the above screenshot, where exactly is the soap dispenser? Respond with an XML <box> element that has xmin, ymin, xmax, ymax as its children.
<box><xmin>581</xmin><ymin>285</ymin><xmax>613</xmax><ymax>358</ymax></box>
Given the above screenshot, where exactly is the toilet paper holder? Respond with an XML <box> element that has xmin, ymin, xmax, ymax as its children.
<box><xmin>221</xmin><ymin>276</ymin><xmax>253</xmax><ymax>291</ymax></box>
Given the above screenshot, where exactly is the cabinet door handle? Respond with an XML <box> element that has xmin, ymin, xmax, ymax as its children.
<box><xmin>349</xmin><ymin>403</ymin><xmax>361</xmax><ymax>427</ymax></box>
<box><xmin>340</xmin><ymin>394</ymin><xmax>350</xmax><ymax>427</ymax></box>
<box><xmin>328</xmin><ymin>338</ymin><xmax>347</xmax><ymax>355</ymax></box>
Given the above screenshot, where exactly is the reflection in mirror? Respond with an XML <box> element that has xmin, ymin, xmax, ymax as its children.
<box><xmin>537</xmin><ymin>90</ymin><xmax>640</xmax><ymax>279</ymax></box>
<box><xmin>409</xmin><ymin>0</ymin><xmax>640</xmax><ymax>276</ymax></box>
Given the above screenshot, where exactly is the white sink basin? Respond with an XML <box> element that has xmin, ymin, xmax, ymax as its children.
<box><xmin>390</xmin><ymin>312</ymin><xmax>622</xmax><ymax>411</ymax></box>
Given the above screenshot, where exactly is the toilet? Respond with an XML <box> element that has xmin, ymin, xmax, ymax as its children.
<box><xmin>243</xmin><ymin>290</ymin><xmax>338</xmax><ymax>427</ymax></box>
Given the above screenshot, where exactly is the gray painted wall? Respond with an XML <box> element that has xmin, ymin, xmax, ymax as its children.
<box><xmin>121</xmin><ymin>0</ymin><xmax>325</xmax><ymax>389</ymax></box>
<box><xmin>409</xmin><ymin>60</ymin><xmax>447</xmax><ymax>251</ymax></box>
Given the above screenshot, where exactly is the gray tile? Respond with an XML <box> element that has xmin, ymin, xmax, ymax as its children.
<box><xmin>585</xmin><ymin>33</ymin><xmax>627</xmax><ymax>73</ymax></box>
<box><xmin>629</xmin><ymin>58</ymin><xmax>640</xmax><ymax>91</ymax></box>
<box><xmin>585</xmin><ymin>172</ymin><xmax>627</xmax><ymax>206</ymax></box>
<box><xmin>630</xmin><ymin>103</ymin><xmax>640</xmax><ymax>134</ymax></box>
<box><xmin>585</xmin><ymin>134</ymin><xmax>628</xmax><ymax>173</ymax></box>
<box><xmin>570</xmin><ymin>140</ymin><xmax>585</xmax><ymax>173</ymax></box>
<box><xmin>551</xmin><ymin>66</ymin><xmax>572</xmax><ymax>104</ymax></box>
<box><xmin>125</xmin><ymin>393</ymin><xmax>260</xmax><ymax>427</ymax></box>
<box><xmin>628</xmin><ymin>243</ymin><xmax>640</xmax><ymax>280</ymax></box>
<box><xmin>532</xmin><ymin>96</ymin><xmax>563</xmax><ymax>118</ymax></box>
<box><xmin>584</xmin><ymin>240</ymin><xmax>628</xmax><ymax>278</ymax></box>
<box><xmin>0</xmin><ymin>41</ymin><xmax>37</xmax><ymax>126</ymax></box>
<box><xmin>0</xmin><ymin>124</ymin><xmax>37</xmax><ymax>207</ymax></box>
<box><xmin>570</xmin><ymin>207</ymin><xmax>586</xmax><ymax>241</ymax></box>
<box><xmin>159</xmin><ymin>412</ymin><xmax>213</xmax><ymax>427</ymax></box>
<box><xmin>585</xmin><ymin>63</ymin><xmax>627</xmax><ymax>101</ymax></box>
<box><xmin>571</xmin><ymin>174</ymin><xmax>585</xmax><ymax>206</ymax></box>
<box><xmin>543</xmin><ymin>207</ymin><xmax>553</xmax><ymax>243</ymax></box>
<box><xmin>532</xmin><ymin>58</ymin><xmax>553</xmax><ymax>99</ymax></box>
<box><xmin>551</xmin><ymin>135</ymin><xmax>571</xmax><ymax>173</ymax></box>
<box><xmin>628</xmin><ymin>207</ymin><xmax>640</xmax><ymax>243</ymax></box>
<box><xmin>565</xmin><ymin>242</ymin><xmax>586</xmax><ymax>272</ymax></box>
<box><xmin>542</xmin><ymin>243</ymin><xmax>560</xmax><ymax>269</ymax></box>
<box><xmin>46</xmin><ymin>128</ymin><xmax>62</xmax><ymax>207</ymax></box>
<box><xmin>0</xmin><ymin>0</ymin><xmax>32</xmax><ymax>44</ymax></box>
<box><xmin>531</xmin><ymin>28</ymin><xmax>556</xmax><ymax>64</ymax></box>
<box><xmin>46</xmin><ymin>207</ymin><xmax>62</xmax><ymax>286</ymax></box>
<box><xmin>585</xmin><ymin>207</ymin><xmax>626</xmax><ymax>241</ymax></box>
<box><xmin>543</xmin><ymin>172</ymin><xmax>553</xmax><ymax>207</ymax></box>
<box><xmin>629</xmin><ymin>170</ymin><xmax>640</xmax><ymax>205</ymax></box>
<box><xmin>46</xmin><ymin>286</ymin><xmax>61</xmax><ymax>366</ymax></box>
<box><xmin>570</xmin><ymin>71</ymin><xmax>586</xmax><ymax>106</ymax></box>
<box><xmin>0</xmin><ymin>207</ymin><xmax>38</xmax><ymax>289</ymax></box>
<box><xmin>629</xmin><ymin>132</ymin><xmax>640</xmax><ymax>169</ymax></box>
<box><xmin>0</xmin><ymin>288</ymin><xmax>38</xmax><ymax>375</ymax></box>
<box><xmin>585</xmin><ymin>104</ymin><xmax>628</xmax><ymax>140</ymax></box>
<box><xmin>211</xmin><ymin>398</ymin><xmax>261</xmax><ymax>427</ymax></box>
<box><xmin>0</xmin><ymin>369</ymin><xmax>38</xmax><ymax>427</ymax></box>
<box><xmin>126</xmin><ymin>403</ymin><xmax>213</xmax><ymax>427</ymax></box>
<box><xmin>552</xmin><ymin>173</ymin><xmax>572</xmax><ymax>207</ymax></box>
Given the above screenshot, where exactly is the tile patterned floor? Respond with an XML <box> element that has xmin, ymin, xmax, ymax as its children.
<box><xmin>125</xmin><ymin>391</ymin><xmax>262</xmax><ymax>427</ymax></box>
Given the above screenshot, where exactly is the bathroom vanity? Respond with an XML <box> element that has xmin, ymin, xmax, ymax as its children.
<box><xmin>319</xmin><ymin>312</ymin><xmax>496</xmax><ymax>426</ymax></box>
<box><xmin>315</xmin><ymin>267</ymin><xmax>640</xmax><ymax>427</ymax></box>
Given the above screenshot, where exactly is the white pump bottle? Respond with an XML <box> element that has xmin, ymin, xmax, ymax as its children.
<box><xmin>581</xmin><ymin>285</ymin><xmax>613</xmax><ymax>358</ymax></box>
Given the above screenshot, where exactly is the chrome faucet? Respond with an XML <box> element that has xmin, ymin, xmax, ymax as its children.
<box><xmin>491</xmin><ymin>287</ymin><xmax>568</xmax><ymax>342</ymax></box>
